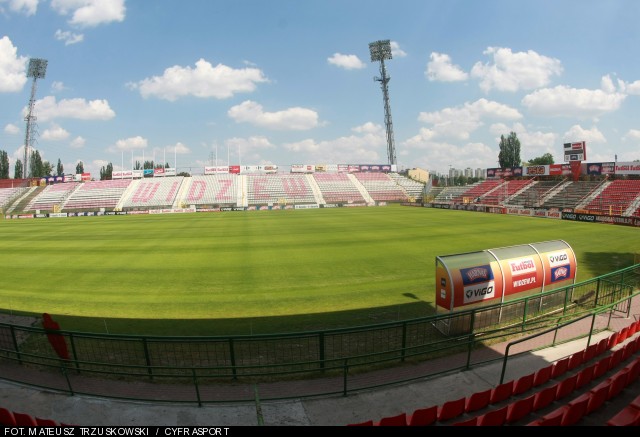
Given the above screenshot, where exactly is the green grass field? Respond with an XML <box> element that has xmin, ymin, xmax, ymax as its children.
<box><xmin>0</xmin><ymin>205</ymin><xmax>638</xmax><ymax>335</ymax></box>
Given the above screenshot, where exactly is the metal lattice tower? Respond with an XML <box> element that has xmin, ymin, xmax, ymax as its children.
<box><xmin>369</xmin><ymin>40</ymin><xmax>397</xmax><ymax>167</ymax></box>
<box><xmin>23</xmin><ymin>58</ymin><xmax>48</xmax><ymax>179</ymax></box>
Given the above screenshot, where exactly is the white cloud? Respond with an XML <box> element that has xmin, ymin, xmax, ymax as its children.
<box><xmin>417</xmin><ymin>98</ymin><xmax>522</xmax><ymax>140</ymax></box>
<box><xmin>70</xmin><ymin>136</ymin><xmax>85</xmax><ymax>149</ymax></box>
<box><xmin>225</xmin><ymin>136</ymin><xmax>275</xmax><ymax>163</ymax></box>
<box><xmin>390</xmin><ymin>41</ymin><xmax>407</xmax><ymax>58</ymax></box>
<box><xmin>490</xmin><ymin>122</ymin><xmax>557</xmax><ymax>158</ymax></box>
<box><xmin>471</xmin><ymin>47</ymin><xmax>563</xmax><ymax>92</ymax></box>
<box><xmin>426</xmin><ymin>52</ymin><xmax>468</xmax><ymax>82</ymax></box>
<box><xmin>4</xmin><ymin>123</ymin><xmax>20</xmax><ymax>134</ymax></box>
<box><xmin>169</xmin><ymin>142</ymin><xmax>190</xmax><ymax>154</ymax></box>
<box><xmin>283</xmin><ymin>123</ymin><xmax>385</xmax><ymax>163</ymax></box>
<box><xmin>227</xmin><ymin>100</ymin><xmax>319</xmax><ymax>131</ymax></box>
<box><xmin>41</xmin><ymin>123</ymin><xmax>70</xmax><ymax>141</ymax></box>
<box><xmin>600</xmin><ymin>74</ymin><xmax>617</xmax><ymax>94</ymax></box>
<box><xmin>622</xmin><ymin>79</ymin><xmax>640</xmax><ymax>95</ymax></box>
<box><xmin>623</xmin><ymin>129</ymin><xmax>640</xmax><ymax>141</ymax></box>
<box><xmin>54</xmin><ymin>29</ymin><xmax>84</xmax><ymax>45</ymax></box>
<box><xmin>130</xmin><ymin>58</ymin><xmax>268</xmax><ymax>101</ymax></box>
<box><xmin>30</xmin><ymin>96</ymin><xmax>115</xmax><ymax>121</ymax></box>
<box><xmin>327</xmin><ymin>53</ymin><xmax>366</xmax><ymax>70</ymax></box>
<box><xmin>2</xmin><ymin>0</ymin><xmax>39</xmax><ymax>15</ymax></box>
<box><xmin>51</xmin><ymin>81</ymin><xmax>66</xmax><ymax>92</ymax></box>
<box><xmin>50</xmin><ymin>0</ymin><xmax>125</xmax><ymax>27</ymax></box>
<box><xmin>0</xmin><ymin>36</ymin><xmax>28</xmax><ymax>92</ymax></box>
<box><xmin>562</xmin><ymin>125</ymin><xmax>606</xmax><ymax>144</ymax></box>
<box><xmin>521</xmin><ymin>85</ymin><xmax>626</xmax><ymax>118</ymax></box>
<box><xmin>113</xmin><ymin>136</ymin><xmax>147</xmax><ymax>151</ymax></box>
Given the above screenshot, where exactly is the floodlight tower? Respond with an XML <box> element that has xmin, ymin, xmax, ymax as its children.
<box><xmin>369</xmin><ymin>40</ymin><xmax>397</xmax><ymax>167</ymax></box>
<box><xmin>23</xmin><ymin>58</ymin><xmax>48</xmax><ymax>179</ymax></box>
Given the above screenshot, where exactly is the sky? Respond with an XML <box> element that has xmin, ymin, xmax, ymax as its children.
<box><xmin>1</xmin><ymin>0</ymin><xmax>640</xmax><ymax>179</ymax></box>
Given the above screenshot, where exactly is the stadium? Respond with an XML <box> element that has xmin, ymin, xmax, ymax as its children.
<box><xmin>1</xmin><ymin>161</ymin><xmax>639</xmax><ymax>426</ymax></box>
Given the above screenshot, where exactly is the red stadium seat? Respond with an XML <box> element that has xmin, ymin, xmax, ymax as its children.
<box><xmin>587</xmin><ymin>383</ymin><xmax>611</xmax><ymax>415</ymax></box>
<box><xmin>607</xmin><ymin>332</ymin><xmax>620</xmax><ymax>350</ymax></box>
<box><xmin>533</xmin><ymin>364</ymin><xmax>552</xmax><ymax>387</ymax></box>
<box><xmin>567</xmin><ymin>350</ymin><xmax>584</xmax><ymax>370</ymax></box>
<box><xmin>555</xmin><ymin>373</ymin><xmax>578</xmax><ymax>400</ymax></box>
<box><xmin>0</xmin><ymin>408</ymin><xmax>17</xmax><ymax>426</ymax></box>
<box><xmin>607</xmin><ymin>368</ymin><xmax>631</xmax><ymax>400</ymax></box>
<box><xmin>465</xmin><ymin>388</ymin><xmax>491</xmax><ymax>413</ymax></box>
<box><xmin>36</xmin><ymin>417</ymin><xmax>59</xmax><ymax>426</ymax></box>
<box><xmin>575</xmin><ymin>363</ymin><xmax>596</xmax><ymax>389</ymax></box>
<box><xmin>477</xmin><ymin>405</ymin><xmax>508</xmax><ymax>426</ymax></box>
<box><xmin>608</xmin><ymin>348</ymin><xmax>625</xmax><ymax>371</ymax></box>
<box><xmin>513</xmin><ymin>372</ymin><xmax>535</xmax><ymax>395</ymax></box>
<box><xmin>377</xmin><ymin>412</ymin><xmax>407</xmax><ymax>426</ymax></box>
<box><xmin>437</xmin><ymin>397</ymin><xmax>466</xmax><ymax>422</ymax></box>
<box><xmin>551</xmin><ymin>357</ymin><xmax>570</xmax><ymax>379</ymax></box>
<box><xmin>505</xmin><ymin>394</ymin><xmax>535</xmax><ymax>424</ymax></box>
<box><xmin>13</xmin><ymin>412</ymin><xmax>38</xmax><ymax>426</ymax></box>
<box><xmin>596</xmin><ymin>337</ymin><xmax>609</xmax><ymax>356</ymax></box>
<box><xmin>594</xmin><ymin>355</ymin><xmax>611</xmax><ymax>379</ymax></box>
<box><xmin>347</xmin><ymin>419</ymin><xmax>373</xmax><ymax>426</ymax></box>
<box><xmin>561</xmin><ymin>395</ymin><xmax>589</xmax><ymax>426</ymax></box>
<box><xmin>583</xmin><ymin>342</ymin><xmax>598</xmax><ymax>363</ymax></box>
<box><xmin>533</xmin><ymin>385</ymin><xmax>557</xmax><ymax>412</ymax></box>
<box><xmin>536</xmin><ymin>406</ymin><xmax>566</xmax><ymax>426</ymax></box>
<box><xmin>606</xmin><ymin>406</ymin><xmax>640</xmax><ymax>426</ymax></box>
<box><xmin>407</xmin><ymin>405</ymin><xmax>437</xmax><ymax>426</ymax></box>
<box><xmin>490</xmin><ymin>380</ymin><xmax>514</xmax><ymax>404</ymax></box>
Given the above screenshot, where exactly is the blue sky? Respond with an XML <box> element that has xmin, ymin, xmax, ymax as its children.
<box><xmin>1</xmin><ymin>0</ymin><xmax>639</xmax><ymax>178</ymax></box>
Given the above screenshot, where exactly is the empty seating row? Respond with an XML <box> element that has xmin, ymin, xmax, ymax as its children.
<box><xmin>348</xmin><ymin>319</ymin><xmax>640</xmax><ymax>426</ymax></box>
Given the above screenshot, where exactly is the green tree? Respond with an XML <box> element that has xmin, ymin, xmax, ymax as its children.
<box><xmin>526</xmin><ymin>153</ymin><xmax>554</xmax><ymax>165</ymax></box>
<box><xmin>43</xmin><ymin>161</ymin><xmax>53</xmax><ymax>176</ymax></box>
<box><xmin>14</xmin><ymin>160</ymin><xmax>23</xmax><ymax>179</ymax></box>
<box><xmin>498</xmin><ymin>132</ymin><xmax>521</xmax><ymax>168</ymax></box>
<box><xmin>0</xmin><ymin>150</ymin><xmax>9</xmax><ymax>179</ymax></box>
<box><xmin>100</xmin><ymin>162</ymin><xmax>113</xmax><ymax>180</ymax></box>
<box><xmin>30</xmin><ymin>150</ymin><xmax>45</xmax><ymax>177</ymax></box>
<box><xmin>76</xmin><ymin>161</ymin><xmax>84</xmax><ymax>174</ymax></box>
<box><xmin>56</xmin><ymin>159</ymin><xmax>64</xmax><ymax>176</ymax></box>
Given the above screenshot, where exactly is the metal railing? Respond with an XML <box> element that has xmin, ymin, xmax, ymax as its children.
<box><xmin>0</xmin><ymin>264</ymin><xmax>638</xmax><ymax>404</ymax></box>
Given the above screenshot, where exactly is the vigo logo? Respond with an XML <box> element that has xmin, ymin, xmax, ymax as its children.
<box><xmin>465</xmin><ymin>286</ymin><xmax>494</xmax><ymax>299</ymax></box>
<box><xmin>548</xmin><ymin>251</ymin><xmax>570</xmax><ymax>267</ymax></box>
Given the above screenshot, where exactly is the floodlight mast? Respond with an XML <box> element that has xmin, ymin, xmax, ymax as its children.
<box><xmin>23</xmin><ymin>58</ymin><xmax>48</xmax><ymax>179</ymax></box>
<box><xmin>369</xmin><ymin>40</ymin><xmax>397</xmax><ymax>167</ymax></box>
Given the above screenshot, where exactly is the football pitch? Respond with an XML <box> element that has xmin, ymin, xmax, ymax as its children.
<box><xmin>0</xmin><ymin>205</ymin><xmax>637</xmax><ymax>335</ymax></box>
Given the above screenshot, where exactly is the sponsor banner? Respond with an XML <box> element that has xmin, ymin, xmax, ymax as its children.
<box><xmin>501</xmin><ymin>256</ymin><xmax>543</xmax><ymax>295</ymax></box>
<box><xmin>315</xmin><ymin>164</ymin><xmax>327</xmax><ymax>172</ymax></box>
<box><xmin>154</xmin><ymin>168</ymin><xmax>165</xmax><ymax>177</ymax></box>
<box><xmin>132</xmin><ymin>170</ymin><xmax>144</xmax><ymax>179</ymax></box>
<box><xmin>461</xmin><ymin>265</ymin><xmax>494</xmax><ymax>286</ymax></box>
<box><xmin>35</xmin><ymin>214</ymin><xmax>47</xmax><ymax>218</ymax></box>
<box><xmin>337</xmin><ymin>164</ymin><xmax>349</xmax><ymax>173</ymax></box>
<box><xmin>294</xmin><ymin>204</ymin><xmax>319</xmax><ymax>209</ymax></box>
<box><xmin>204</xmin><ymin>166</ymin><xmax>230</xmax><ymax>175</ymax></box>
<box><xmin>525</xmin><ymin>165</ymin><xmax>549</xmax><ymax>176</ymax></box>
<box><xmin>348</xmin><ymin>165</ymin><xmax>360</xmax><ymax>173</ymax></box>
<box><xmin>551</xmin><ymin>265</ymin><xmax>571</xmax><ymax>283</ymax></box>
<box><xmin>164</xmin><ymin>168</ymin><xmax>176</xmax><ymax>176</ymax></box>
<box><xmin>49</xmin><ymin>213</ymin><xmax>67</xmax><ymax>218</ymax></box>
<box><xmin>547</xmin><ymin>250</ymin><xmax>569</xmax><ymax>267</ymax></box>
<box><xmin>549</xmin><ymin>164</ymin><xmax>572</xmax><ymax>176</ymax></box>
<box><xmin>264</xmin><ymin>165</ymin><xmax>278</xmax><ymax>174</ymax></box>
<box><xmin>127</xmin><ymin>210</ymin><xmax>147</xmax><ymax>215</ymax></box>
<box><xmin>614</xmin><ymin>162</ymin><xmax>640</xmax><ymax>175</ymax></box>
<box><xmin>463</xmin><ymin>281</ymin><xmax>496</xmax><ymax>305</ymax></box>
<box><xmin>229</xmin><ymin>165</ymin><xmax>240</xmax><ymax>174</ymax></box>
<box><xmin>325</xmin><ymin>164</ymin><xmax>338</xmax><ymax>172</ymax></box>
<box><xmin>321</xmin><ymin>203</ymin><xmax>339</xmax><ymax>208</ymax></box>
<box><xmin>290</xmin><ymin>164</ymin><xmax>305</xmax><ymax>173</ymax></box>
<box><xmin>143</xmin><ymin>169</ymin><xmax>154</xmax><ymax>177</ymax></box>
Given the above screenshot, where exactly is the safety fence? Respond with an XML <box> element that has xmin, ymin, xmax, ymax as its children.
<box><xmin>0</xmin><ymin>264</ymin><xmax>638</xmax><ymax>404</ymax></box>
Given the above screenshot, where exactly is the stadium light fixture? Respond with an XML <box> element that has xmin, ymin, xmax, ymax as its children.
<box><xmin>368</xmin><ymin>40</ymin><xmax>397</xmax><ymax>167</ymax></box>
<box><xmin>23</xmin><ymin>58</ymin><xmax>48</xmax><ymax>179</ymax></box>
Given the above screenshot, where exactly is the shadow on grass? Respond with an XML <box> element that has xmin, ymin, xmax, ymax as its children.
<box><xmin>14</xmin><ymin>299</ymin><xmax>438</xmax><ymax>336</ymax></box>
<box><xmin>580</xmin><ymin>252</ymin><xmax>637</xmax><ymax>278</ymax></box>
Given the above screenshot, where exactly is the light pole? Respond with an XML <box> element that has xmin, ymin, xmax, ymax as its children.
<box><xmin>369</xmin><ymin>40</ymin><xmax>397</xmax><ymax>167</ymax></box>
<box><xmin>23</xmin><ymin>58</ymin><xmax>47</xmax><ymax>179</ymax></box>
